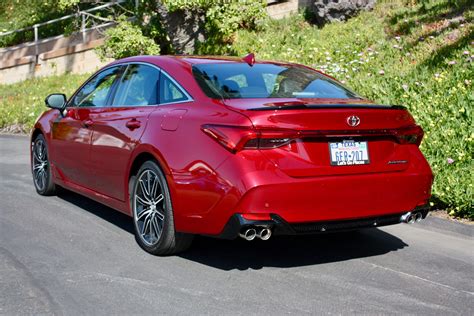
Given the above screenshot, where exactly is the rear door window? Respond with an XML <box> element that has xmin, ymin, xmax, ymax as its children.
<box><xmin>112</xmin><ymin>64</ymin><xmax>160</xmax><ymax>106</ymax></box>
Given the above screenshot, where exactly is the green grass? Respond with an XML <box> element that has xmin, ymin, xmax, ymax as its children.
<box><xmin>0</xmin><ymin>73</ymin><xmax>90</xmax><ymax>133</ymax></box>
<box><xmin>0</xmin><ymin>0</ymin><xmax>472</xmax><ymax>218</ymax></box>
<box><xmin>231</xmin><ymin>0</ymin><xmax>473</xmax><ymax>218</ymax></box>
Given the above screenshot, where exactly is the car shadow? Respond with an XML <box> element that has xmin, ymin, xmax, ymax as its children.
<box><xmin>180</xmin><ymin>230</ymin><xmax>408</xmax><ymax>271</ymax></box>
<box><xmin>56</xmin><ymin>190</ymin><xmax>408</xmax><ymax>271</ymax></box>
<box><xmin>56</xmin><ymin>189</ymin><xmax>134</xmax><ymax>234</ymax></box>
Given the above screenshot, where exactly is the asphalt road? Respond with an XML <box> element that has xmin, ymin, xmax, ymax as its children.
<box><xmin>1</xmin><ymin>134</ymin><xmax>473</xmax><ymax>315</ymax></box>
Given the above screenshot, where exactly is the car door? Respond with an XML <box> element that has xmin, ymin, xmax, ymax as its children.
<box><xmin>87</xmin><ymin>63</ymin><xmax>160</xmax><ymax>201</ymax></box>
<box><xmin>50</xmin><ymin>66</ymin><xmax>121</xmax><ymax>187</ymax></box>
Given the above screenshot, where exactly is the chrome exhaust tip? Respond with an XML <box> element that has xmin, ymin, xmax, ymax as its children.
<box><xmin>400</xmin><ymin>212</ymin><xmax>415</xmax><ymax>224</ymax></box>
<box><xmin>239</xmin><ymin>228</ymin><xmax>257</xmax><ymax>241</ymax></box>
<box><xmin>258</xmin><ymin>228</ymin><xmax>272</xmax><ymax>241</ymax></box>
<box><xmin>415</xmin><ymin>212</ymin><xmax>423</xmax><ymax>222</ymax></box>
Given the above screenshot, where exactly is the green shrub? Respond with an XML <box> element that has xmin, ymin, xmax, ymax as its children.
<box><xmin>162</xmin><ymin>0</ymin><xmax>267</xmax><ymax>53</ymax></box>
<box><xmin>96</xmin><ymin>18</ymin><xmax>160</xmax><ymax>60</ymax></box>
<box><xmin>163</xmin><ymin>0</ymin><xmax>266</xmax><ymax>38</ymax></box>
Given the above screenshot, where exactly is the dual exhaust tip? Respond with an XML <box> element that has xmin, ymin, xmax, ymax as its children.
<box><xmin>240</xmin><ymin>211</ymin><xmax>423</xmax><ymax>240</ymax></box>
<box><xmin>239</xmin><ymin>227</ymin><xmax>272</xmax><ymax>241</ymax></box>
<box><xmin>400</xmin><ymin>211</ymin><xmax>423</xmax><ymax>224</ymax></box>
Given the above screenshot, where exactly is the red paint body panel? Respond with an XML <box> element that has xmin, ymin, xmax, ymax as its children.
<box><xmin>50</xmin><ymin>108</ymin><xmax>93</xmax><ymax>185</ymax></box>
<box><xmin>88</xmin><ymin>106</ymin><xmax>154</xmax><ymax>201</ymax></box>
<box><xmin>32</xmin><ymin>55</ymin><xmax>433</xmax><ymax>237</ymax></box>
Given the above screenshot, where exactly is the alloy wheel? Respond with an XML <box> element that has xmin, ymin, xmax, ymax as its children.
<box><xmin>32</xmin><ymin>138</ymin><xmax>49</xmax><ymax>191</ymax></box>
<box><xmin>133</xmin><ymin>169</ymin><xmax>165</xmax><ymax>246</ymax></box>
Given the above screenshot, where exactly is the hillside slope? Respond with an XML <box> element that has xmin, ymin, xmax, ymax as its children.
<box><xmin>232</xmin><ymin>0</ymin><xmax>473</xmax><ymax>218</ymax></box>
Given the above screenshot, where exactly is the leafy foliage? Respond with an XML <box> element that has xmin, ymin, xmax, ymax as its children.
<box><xmin>95</xmin><ymin>0</ymin><xmax>266</xmax><ymax>57</ymax></box>
<box><xmin>163</xmin><ymin>0</ymin><xmax>266</xmax><ymax>36</ymax></box>
<box><xmin>0</xmin><ymin>0</ymin><xmax>78</xmax><ymax>47</ymax></box>
<box><xmin>0</xmin><ymin>0</ymin><xmax>108</xmax><ymax>47</ymax></box>
<box><xmin>58</xmin><ymin>0</ymin><xmax>81</xmax><ymax>10</ymax></box>
<box><xmin>231</xmin><ymin>0</ymin><xmax>473</xmax><ymax>218</ymax></box>
<box><xmin>1</xmin><ymin>0</ymin><xmax>266</xmax><ymax>56</ymax></box>
<box><xmin>95</xmin><ymin>18</ymin><xmax>160</xmax><ymax>60</ymax></box>
<box><xmin>162</xmin><ymin>0</ymin><xmax>267</xmax><ymax>53</ymax></box>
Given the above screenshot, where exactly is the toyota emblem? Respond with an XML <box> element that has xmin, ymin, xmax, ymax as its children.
<box><xmin>347</xmin><ymin>115</ymin><xmax>360</xmax><ymax>127</ymax></box>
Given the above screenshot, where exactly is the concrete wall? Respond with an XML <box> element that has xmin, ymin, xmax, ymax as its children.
<box><xmin>0</xmin><ymin>27</ymin><xmax>112</xmax><ymax>85</ymax></box>
<box><xmin>0</xmin><ymin>46</ymin><xmax>109</xmax><ymax>84</ymax></box>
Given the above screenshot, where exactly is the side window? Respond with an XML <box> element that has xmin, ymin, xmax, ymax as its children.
<box><xmin>71</xmin><ymin>67</ymin><xmax>120</xmax><ymax>107</ymax></box>
<box><xmin>112</xmin><ymin>64</ymin><xmax>160</xmax><ymax>106</ymax></box>
<box><xmin>160</xmin><ymin>73</ymin><xmax>190</xmax><ymax>104</ymax></box>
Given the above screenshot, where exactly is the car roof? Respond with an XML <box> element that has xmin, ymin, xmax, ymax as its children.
<box><xmin>111</xmin><ymin>55</ymin><xmax>294</xmax><ymax>67</ymax></box>
<box><xmin>174</xmin><ymin>55</ymin><xmax>246</xmax><ymax>64</ymax></box>
<box><xmin>106</xmin><ymin>55</ymin><xmax>338</xmax><ymax>87</ymax></box>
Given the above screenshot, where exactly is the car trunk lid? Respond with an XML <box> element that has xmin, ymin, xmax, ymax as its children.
<box><xmin>222</xmin><ymin>98</ymin><xmax>421</xmax><ymax>177</ymax></box>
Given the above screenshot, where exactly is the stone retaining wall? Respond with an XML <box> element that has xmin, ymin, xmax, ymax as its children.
<box><xmin>0</xmin><ymin>41</ymin><xmax>108</xmax><ymax>84</ymax></box>
<box><xmin>0</xmin><ymin>27</ymin><xmax>111</xmax><ymax>85</ymax></box>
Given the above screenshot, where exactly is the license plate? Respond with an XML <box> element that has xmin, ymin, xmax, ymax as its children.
<box><xmin>329</xmin><ymin>140</ymin><xmax>370</xmax><ymax>166</ymax></box>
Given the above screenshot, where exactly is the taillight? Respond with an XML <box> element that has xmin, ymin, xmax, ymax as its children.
<box><xmin>201</xmin><ymin>124</ymin><xmax>298</xmax><ymax>153</ymax></box>
<box><xmin>202</xmin><ymin>124</ymin><xmax>425</xmax><ymax>152</ymax></box>
<box><xmin>201</xmin><ymin>125</ymin><xmax>256</xmax><ymax>153</ymax></box>
<box><xmin>244</xmin><ymin>129</ymin><xmax>298</xmax><ymax>150</ymax></box>
<box><xmin>393</xmin><ymin>125</ymin><xmax>424</xmax><ymax>146</ymax></box>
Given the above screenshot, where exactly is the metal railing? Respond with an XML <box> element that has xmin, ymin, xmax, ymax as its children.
<box><xmin>0</xmin><ymin>0</ymin><xmax>130</xmax><ymax>63</ymax></box>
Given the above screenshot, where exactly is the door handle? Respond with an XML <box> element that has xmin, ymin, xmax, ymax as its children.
<box><xmin>126</xmin><ymin>119</ymin><xmax>141</xmax><ymax>130</ymax></box>
<box><xmin>82</xmin><ymin>119</ymin><xmax>93</xmax><ymax>128</ymax></box>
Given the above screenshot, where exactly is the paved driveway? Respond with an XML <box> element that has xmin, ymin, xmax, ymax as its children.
<box><xmin>1</xmin><ymin>135</ymin><xmax>473</xmax><ymax>315</ymax></box>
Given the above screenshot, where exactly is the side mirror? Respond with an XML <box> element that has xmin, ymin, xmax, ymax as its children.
<box><xmin>45</xmin><ymin>94</ymin><xmax>67</xmax><ymax>111</ymax></box>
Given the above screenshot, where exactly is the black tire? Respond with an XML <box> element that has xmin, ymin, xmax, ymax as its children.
<box><xmin>130</xmin><ymin>160</ymin><xmax>193</xmax><ymax>255</ymax></box>
<box><xmin>31</xmin><ymin>134</ymin><xmax>57</xmax><ymax>196</ymax></box>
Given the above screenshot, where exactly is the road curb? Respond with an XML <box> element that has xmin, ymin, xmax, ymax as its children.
<box><xmin>0</xmin><ymin>133</ymin><xmax>28</xmax><ymax>137</ymax></box>
<box><xmin>418</xmin><ymin>215</ymin><xmax>473</xmax><ymax>238</ymax></box>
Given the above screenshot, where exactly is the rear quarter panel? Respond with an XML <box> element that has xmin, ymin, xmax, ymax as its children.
<box><xmin>134</xmin><ymin>99</ymin><xmax>253</xmax><ymax>232</ymax></box>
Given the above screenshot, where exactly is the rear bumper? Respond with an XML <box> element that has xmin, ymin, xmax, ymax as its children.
<box><xmin>219</xmin><ymin>205</ymin><xmax>430</xmax><ymax>239</ymax></box>
<box><xmin>232</xmin><ymin>167</ymin><xmax>433</xmax><ymax>224</ymax></box>
<box><xmin>174</xmin><ymin>151</ymin><xmax>433</xmax><ymax>236</ymax></box>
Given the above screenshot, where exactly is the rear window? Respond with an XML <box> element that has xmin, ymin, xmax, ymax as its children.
<box><xmin>192</xmin><ymin>63</ymin><xmax>358</xmax><ymax>99</ymax></box>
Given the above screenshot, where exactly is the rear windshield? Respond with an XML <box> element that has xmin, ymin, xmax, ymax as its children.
<box><xmin>192</xmin><ymin>63</ymin><xmax>358</xmax><ymax>99</ymax></box>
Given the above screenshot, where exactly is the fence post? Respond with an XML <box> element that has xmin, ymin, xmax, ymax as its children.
<box><xmin>34</xmin><ymin>24</ymin><xmax>39</xmax><ymax>64</ymax></box>
<box><xmin>81</xmin><ymin>13</ymin><xmax>86</xmax><ymax>43</ymax></box>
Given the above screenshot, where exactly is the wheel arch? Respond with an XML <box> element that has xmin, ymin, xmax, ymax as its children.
<box><xmin>31</xmin><ymin>109</ymin><xmax>55</xmax><ymax>143</ymax></box>
<box><xmin>125</xmin><ymin>146</ymin><xmax>172</xmax><ymax>203</ymax></box>
<box><xmin>31</xmin><ymin>127</ymin><xmax>43</xmax><ymax>141</ymax></box>
<box><xmin>30</xmin><ymin>126</ymin><xmax>46</xmax><ymax>162</ymax></box>
<box><xmin>129</xmin><ymin>152</ymin><xmax>160</xmax><ymax>178</ymax></box>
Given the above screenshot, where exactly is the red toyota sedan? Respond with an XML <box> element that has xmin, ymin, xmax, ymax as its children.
<box><xmin>31</xmin><ymin>55</ymin><xmax>433</xmax><ymax>255</ymax></box>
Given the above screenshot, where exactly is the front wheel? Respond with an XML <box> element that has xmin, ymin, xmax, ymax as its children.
<box><xmin>131</xmin><ymin>161</ymin><xmax>193</xmax><ymax>255</ymax></box>
<box><xmin>31</xmin><ymin>134</ymin><xmax>56</xmax><ymax>195</ymax></box>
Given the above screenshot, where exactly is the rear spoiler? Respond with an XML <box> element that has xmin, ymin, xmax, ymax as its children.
<box><xmin>248</xmin><ymin>104</ymin><xmax>407</xmax><ymax>111</ymax></box>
